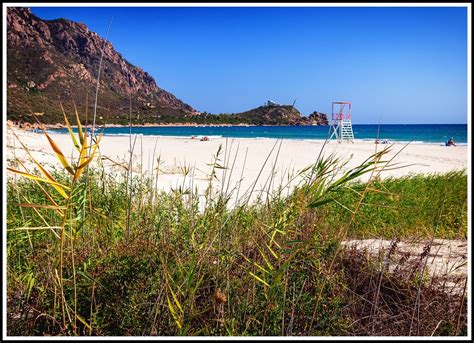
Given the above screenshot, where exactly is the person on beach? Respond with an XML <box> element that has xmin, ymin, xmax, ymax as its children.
<box><xmin>446</xmin><ymin>137</ymin><xmax>456</xmax><ymax>146</ymax></box>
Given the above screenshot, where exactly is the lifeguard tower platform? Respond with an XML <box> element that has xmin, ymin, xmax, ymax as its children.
<box><xmin>328</xmin><ymin>101</ymin><xmax>354</xmax><ymax>143</ymax></box>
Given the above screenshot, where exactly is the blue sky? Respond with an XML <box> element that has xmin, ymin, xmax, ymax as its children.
<box><xmin>30</xmin><ymin>6</ymin><xmax>468</xmax><ymax>124</ymax></box>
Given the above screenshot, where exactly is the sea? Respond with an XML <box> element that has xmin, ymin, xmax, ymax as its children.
<box><xmin>52</xmin><ymin>124</ymin><xmax>468</xmax><ymax>145</ymax></box>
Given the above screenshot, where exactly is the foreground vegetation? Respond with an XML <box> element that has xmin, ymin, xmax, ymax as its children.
<box><xmin>6</xmin><ymin>118</ymin><xmax>467</xmax><ymax>336</ymax></box>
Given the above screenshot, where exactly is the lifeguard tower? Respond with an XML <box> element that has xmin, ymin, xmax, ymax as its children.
<box><xmin>328</xmin><ymin>101</ymin><xmax>354</xmax><ymax>143</ymax></box>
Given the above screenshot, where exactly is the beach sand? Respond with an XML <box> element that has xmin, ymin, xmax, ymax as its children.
<box><xmin>6</xmin><ymin>128</ymin><xmax>468</xmax><ymax>205</ymax></box>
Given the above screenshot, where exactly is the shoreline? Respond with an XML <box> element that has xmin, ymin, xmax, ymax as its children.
<box><xmin>41</xmin><ymin>127</ymin><xmax>468</xmax><ymax>146</ymax></box>
<box><xmin>7</xmin><ymin>126</ymin><xmax>467</xmax><ymax>177</ymax></box>
<box><xmin>8</xmin><ymin>121</ymin><xmax>468</xmax><ymax>145</ymax></box>
<box><xmin>45</xmin><ymin>130</ymin><xmax>468</xmax><ymax>146</ymax></box>
<box><xmin>8</xmin><ymin>120</ymin><xmax>329</xmax><ymax>130</ymax></box>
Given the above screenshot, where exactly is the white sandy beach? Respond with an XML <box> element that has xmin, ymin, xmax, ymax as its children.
<box><xmin>6</xmin><ymin>127</ymin><xmax>469</xmax><ymax>205</ymax></box>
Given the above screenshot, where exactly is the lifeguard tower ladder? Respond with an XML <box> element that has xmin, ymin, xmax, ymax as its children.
<box><xmin>328</xmin><ymin>101</ymin><xmax>354</xmax><ymax>143</ymax></box>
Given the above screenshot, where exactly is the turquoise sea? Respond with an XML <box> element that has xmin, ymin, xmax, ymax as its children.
<box><xmin>53</xmin><ymin>124</ymin><xmax>468</xmax><ymax>145</ymax></box>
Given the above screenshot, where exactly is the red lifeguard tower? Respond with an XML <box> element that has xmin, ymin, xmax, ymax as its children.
<box><xmin>328</xmin><ymin>101</ymin><xmax>354</xmax><ymax>143</ymax></box>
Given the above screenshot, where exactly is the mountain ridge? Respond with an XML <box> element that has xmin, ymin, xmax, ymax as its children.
<box><xmin>7</xmin><ymin>7</ymin><xmax>195</xmax><ymax>124</ymax></box>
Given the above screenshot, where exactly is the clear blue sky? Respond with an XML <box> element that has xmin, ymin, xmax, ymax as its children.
<box><xmin>30</xmin><ymin>6</ymin><xmax>468</xmax><ymax>124</ymax></box>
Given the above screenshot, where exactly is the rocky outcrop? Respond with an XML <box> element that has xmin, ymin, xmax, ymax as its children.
<box><xmin>233</xmin><ymin>105</ymin><xmax>305</xmax><ymax>125</ymax></box>
<box><xmin>308</xmin><ymin>111</ymin><xmax>329</xmax><ymax>125</ymax></box>
<box><xmin>7</xmin><ymin>7</ymin><xmax>194</xmax><ymax>124</ymax></box>
<box><xmin>206</xmin><ymin>105</ymin><xmax>331</xmax><ymax>126</ymax></box>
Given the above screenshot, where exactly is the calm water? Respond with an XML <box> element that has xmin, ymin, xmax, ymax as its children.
<box><xmin>53</xmin><ymin>124</ymin><xmax>468</xmax><ymax>144</ymax></box>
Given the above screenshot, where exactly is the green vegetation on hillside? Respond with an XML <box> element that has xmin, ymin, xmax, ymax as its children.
<box><xmin>8</xmin><ymin>100</ymin><xmax>315</xmax><ymax>126</ymax></box>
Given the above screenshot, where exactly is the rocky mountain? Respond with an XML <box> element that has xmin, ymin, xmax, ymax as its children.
<box><xmin>7</xmin><ymin>7</ymin><xmax>195</xmax><ymax>125</ymax></box>
<box><xmin>7</xmin><ymin>7</ymin><xmax>331</xmax><ymax>127</ymax></box>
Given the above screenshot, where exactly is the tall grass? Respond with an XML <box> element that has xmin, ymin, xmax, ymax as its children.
<box><xmin>6</xmin><ymin>115</ymin><xmax>468</xmax><ymax>336</ymax></box>
<box><xmin>7</xmin><ymin>111</ymin><xmax>103</xmax><ymax>334</ymax></box>
<box><xmin>319</xmin><ymin>171</ymin><xmax>467</xmax><ymax>239</ymax></box>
